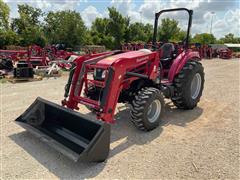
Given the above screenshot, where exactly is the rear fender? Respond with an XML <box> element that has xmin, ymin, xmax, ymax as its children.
<box><xmin>168</xmin><ymin>50</ymin><xmax>200</xmax><ymax>82</ymax></box>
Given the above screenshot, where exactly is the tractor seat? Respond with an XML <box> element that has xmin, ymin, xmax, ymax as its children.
<box><xmin>160</xmin><ymin>43</ymin><xmax>175</xmax><ymax>61</ymax></box>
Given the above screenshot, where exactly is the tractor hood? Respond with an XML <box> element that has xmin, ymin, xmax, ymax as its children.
<box><xmin>96</xmin><ymin>50</ymin><xmax>153</xmax><ymax>66</ymax></box>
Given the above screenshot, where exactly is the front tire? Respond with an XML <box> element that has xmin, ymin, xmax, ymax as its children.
<box><xmin>130</xmin><ymin>87</ymin><xmax>165</xmax><ymax>131</ymax></box>
<box><xmin>172</xmin><ymin>60</ymin><xmax>204</xmax><ymax>109</ymax></box>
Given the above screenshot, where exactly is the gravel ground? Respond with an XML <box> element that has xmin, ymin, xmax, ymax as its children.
<box><xmin>0</xmin><ymin>58</ymin><xmax>239</xmax><ymax>179</ymax></box>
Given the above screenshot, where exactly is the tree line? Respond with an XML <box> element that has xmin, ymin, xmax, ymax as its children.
<box><xmin>0</xmin><ymin>0</ymin><xmax>239</xmax><ymax>50</ymax></box>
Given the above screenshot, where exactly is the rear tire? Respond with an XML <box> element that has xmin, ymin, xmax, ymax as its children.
<box><xmin>130</xmin><ymin>87</ymin><xmax>164</xmax><ymax>131</ymax></box>
<box><xmin>172</xmin><ymin>60</ymin><xmax>204</xmax><ymax>109</ymax></box>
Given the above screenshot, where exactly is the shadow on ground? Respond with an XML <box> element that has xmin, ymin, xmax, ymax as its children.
<box><xmin>10</xmin><ymin>102</ymin><xmax>203</xmax><ymax>179</ymax></box>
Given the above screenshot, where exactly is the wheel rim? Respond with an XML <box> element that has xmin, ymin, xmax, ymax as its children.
<box><xmin>147</xmin><ymin>99</ymin><xmax>161</xmax><ymax>123</ymax></box>
<box><xmin>191</xmin><ymin>73</ymin><xmax>202</xmax><ymax>99</ymax></box>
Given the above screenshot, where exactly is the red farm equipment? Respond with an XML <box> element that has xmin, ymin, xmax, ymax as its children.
<box><xmin>0</xmin><ymin>45</ymin><xmax>48</xmax><ymax>68</ymax></box>
<box><xmin>15</xmin><ymin>8</ymin><xmax>204</xmax><ymax>162</ymax></box>
<box><xmin>45</xmin><ymin>45</ymin><xmax>77</xmax><ymax>61</ymax></box>
<box><xmin>7</xmin><ymin>45</ymin><xmax>48</xmax><ymax>66</ymax></box>
<box><xmin>190</xmin><ymin>43</ymin><xmax>213</xmax><ymax>59</ymax></box>
<box><xmin>209</xmin><ymin>44</ymin><xmax>232</xmax><ymax>59</ymax></box>
<box><xmin>11</xmin><ymin>45</ymin><xmax>48</xmax><ymax>78</ymax></box>
<box><xmin>0</xmin><ymin>49</ymin><xmax>28</xmax><ymax>62</ymax></box>
<box><xmin>44</xmin><ymin>45</ymin><xmax>78</xmax><ymax>70</ymax></box>
<box><xmin>219</xmin><ymin>48</ymin><xmax>232</xmax><ymax>59</ymax></box>
<box><xmin>26</xmin><ymin>45</ymin><xmax>49</xmax><ymax>67</ymax></box>
<box><xmin>0</xmin><ymin>49</ymin><xmax>27</xmax><ymax>74</ymax></box>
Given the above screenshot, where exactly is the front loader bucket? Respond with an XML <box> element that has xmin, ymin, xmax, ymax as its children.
<box><xmin>15</xmin><ymin>97</ymin><xmax>110</xmax><ymax>162</ymax></box>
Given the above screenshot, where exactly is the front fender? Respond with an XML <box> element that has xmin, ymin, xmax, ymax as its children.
<box><xmin>168</xmin><ymin>50</ymin><xmax>201</xmax><ymax>82</ymax></box>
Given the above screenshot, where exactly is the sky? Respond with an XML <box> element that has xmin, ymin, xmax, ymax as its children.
<box><xmin>3</xmin><ymin>0</ymin><xmax>240</xmax><ymax>39</ymax></box>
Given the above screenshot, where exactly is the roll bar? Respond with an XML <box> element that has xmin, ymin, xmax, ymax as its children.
<box><xmin>152</xmin><ymin>8</ymin><xmax>193</xmax><ymax>50</ymax></box>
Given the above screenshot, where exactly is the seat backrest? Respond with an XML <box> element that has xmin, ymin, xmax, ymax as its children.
<box><xmin>160</xmin><ymin>43</ymin><xmax>175</xmax><ymax>59</ymax></box>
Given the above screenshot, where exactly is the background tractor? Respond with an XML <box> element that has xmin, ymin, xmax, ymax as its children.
<box><xmin>15</xmin><ymin>8</ymin><xmax>204</xmax><ymax>162</ymax></box>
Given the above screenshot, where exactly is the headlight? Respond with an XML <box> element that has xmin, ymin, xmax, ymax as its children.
<box><xmin>94</xmin><ymin>68</ymin><xmax>106</xmax><ymax>80</ymax></box>
<box><xmin>101</xmin><ymin>70</ymin><xmax>106</xmax><ymax>79</ymax></box>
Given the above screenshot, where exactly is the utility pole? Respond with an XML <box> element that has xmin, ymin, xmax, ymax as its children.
<box><xmin>210</xmin><ymin>11</ymin><xmax>215</xmax><ymax>34</ymax></box>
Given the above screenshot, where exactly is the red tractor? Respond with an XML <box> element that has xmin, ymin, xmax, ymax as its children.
<box><xmin>15</xmin><ymin>8</ymin><xmax>204</xmax><ymax>162</ymax></box>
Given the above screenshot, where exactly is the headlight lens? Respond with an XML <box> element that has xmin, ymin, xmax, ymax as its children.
<box><xmin>94</xmin><ymin>68</ymin><xmax>106</xmax><ymax>80</ymax></box>
<box><xmin>101</xmin><ymin>70</ymin><xmax>106</xmax><ymax>79</ymax></box>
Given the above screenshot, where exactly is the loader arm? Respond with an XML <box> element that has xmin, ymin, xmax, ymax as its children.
<box><xmin>64</xmin><ymin>51</ymin><xmax>159</xmax><ymax>123</ymax></box>
<box><xmin>62</xmin><ymin>51</ymin><xmax>118</xmax><ymax>109</ymax></box>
